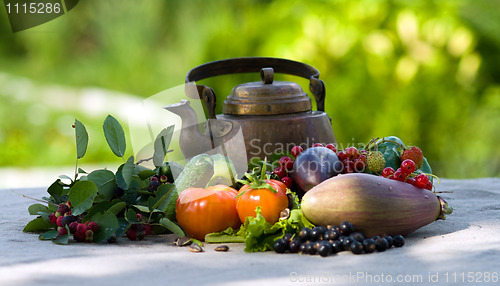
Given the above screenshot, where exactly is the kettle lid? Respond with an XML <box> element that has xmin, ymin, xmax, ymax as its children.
<box><xmin>223</xmin><ymin>68</ymin><xmax>312</xmax><ymax>116</ymax></box>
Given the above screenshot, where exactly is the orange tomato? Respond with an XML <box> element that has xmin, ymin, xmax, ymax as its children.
<box><xmin>176</xmin><ymin>185</ymin><xmax>241</xmax><ymax>240</ymax></box>
<box><xmin>236</xmin><ymin>179</ymin><xmax>289</xmax><ymax>224</ymax></box>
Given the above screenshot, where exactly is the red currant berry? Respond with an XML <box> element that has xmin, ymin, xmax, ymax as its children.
<box><xmin>291</xmin><ymin>146</ymin><xmax>303</xmax><ymax>158</ymax></box>
<box><xmin>401</xmin><ymin>159</ymin><xmax>416</xmax><ymax>174</ymax></box>
<box><xmin>393</xmin><ymin>169</ymin><xmax>407</xmax><ymax>181</ymax></box>
<box><xmin>312</xmin><ymin>143</ymin><xmax>324</xmax><ymax>147</ymax></box>
<box><xmin>281</xmin><ymin>176</ymin><xmax>293</xmax><ymax>188</ymax></box>
<box><xmin>344</xmin><ymin>147</ymin><xmax>359</xmax><ymax>160</ymax></box>
<box><xmin>381</xmin><ymin>167</ymin><xmax>395</xmax><ymax>178</ymax></box>
<box><xmin>325</xmin><ymin>144</ymin><xmax>337</xmax><ymax>153</ymax></box>
<box><xmin>414</xmin><ymin>174</ymin><xmax>429</xmax><ymax>189</ymax></box>
<box><xmin>425</xmin><ymin>181</ymin><xmax>433</xmax><ymax>190</ymax></box>
<box><xmin>337</xmin><ymin>151</ymin><xmax>347</xmax><ymax>161</ymax></box>
<box><xmin>406</xmin><ymin>178</ymin><xmax>416</xmax><ymax>186</ymax></box>
<box><xmin>353</xmin><ymin>160</ymin><xmax>366</xmax><ymax>173</ymax></box>
<box><xmin>279</xmin><ymin>156</ymin><xmax>294</xmax><ymax>171</ymax></box>
<box><xmin>273</xmin><ymin>167</ymin><xmax>286</xmax><ymax>179</ymax></box>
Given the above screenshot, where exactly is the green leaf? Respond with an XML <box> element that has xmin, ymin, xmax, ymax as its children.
<box><xmin>159</xmin><ymin>218</ymin><xmax>185</xmax><ymax>237</ymax></box>
<box><xmin>132</xmin><ymin>205</ymin><xmax>151</xmax><ymax>213</ymax></box>
<box><xmin>28</xmin><ymin>204</ymin><xmax>49</xmax><ymax>215</ymax></box>
<box><xmin>39</xmin><ymin>230</ymin><xmax>58</xmax><ymax>240</ymax></box>
<box><xmin>153</xmin><ymin>125</ymin><xmax>174</xmax><ymax>167</ymax></box>
<box><xmin>24</xmin><ymin>217</ymin><xmax>53</xmax><ymax>232</ymax></box>
<box><xmin>87</xmin><ymin>169</ymin><xmax>116</xmax><ymax>201</ymax></box>
<box><xmin>125</xmin><ymin>208</ymin><xmax>138</xmax><ymax>223</ymax></box>
<box><xmin>103</xmin><ymin>115</ymin><xmax>126</xmax><ymax>158</ymax></box>
<box><xmin>137</xmin><ymin>169</ymin><xmax>157</xmax><ymax>180</ymax></box>
<box><xmin>75</xmin><ymin>119</ymin><xmax>88</xmax><ymax>159</ymax></box>
<box><xmin>52</xmin><ymin>233</ymin><xmax>69</xmax><ymax>245</ymax></box>
<box><xmin>47</xmin><ymin>179</ymin><xmax>64</xmax><ymax>196</ymax></box>
<box><xmin>69</xmin><ymin>180</ymin><xmax>98</xmax><ymax>216</ymax></box>
<box><xmin>148</xmin><ymin>183</ymin><xmax>175</xmax><ymax>212</ymax></box>
<box><xmin>91</xmin><ymin>211</ymin><xmax>119</xmax><ymax>242</ymax></box>
<box><xmin>121</xmin><ymin>156</ymin><xmax>135</xmax><ymax>189</ymax></box>
<box><xmin>108</xmin><ymin>201</ymin><xmax>127</xmax><ymax>215</ymax></box>
<box><xmin>78</xmin><ymin>168</ymin><xmax>87</xmax><ymax>174</ymax></box>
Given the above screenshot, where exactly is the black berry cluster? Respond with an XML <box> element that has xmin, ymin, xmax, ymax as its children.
<box><xmin>273</xmin><ymin>221</ymin><xmax>405</xmax><ymax>257</ymax></box>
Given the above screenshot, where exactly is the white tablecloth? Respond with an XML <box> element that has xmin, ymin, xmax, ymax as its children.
<box><xmin>1</xmin><ymin>178</ymin><xmax>499</xmax><ymax>286</ymax></box>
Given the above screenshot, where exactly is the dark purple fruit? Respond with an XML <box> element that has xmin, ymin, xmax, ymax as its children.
<box><xmin>323</xmin><ymin>229</ymin><xmax>341</xmax><ymax>241</ymax></box>
<box><xmin>311</xmin><ymin>227</ymin><xmax>325</xmax><ymax>241</ymax></box>
<box><xmin>375</xmin><ymin>237</ymin><xmax>389</xmax><ymax>252</ymax></box>
<box><xmin>362</xmin><ymin>238</ymin><xmax>376</xmax><ymax>253</ymax></box>
<box><xmin>384</xmin><ymin>235</ymin><xmax>393</xmax><ymax>248</ymax></box>
<box><xmin>273</xmin><ymin>238</ymin><xmax>288</xmax><ymax>253</ymax></box>
<box><xmin>282</xmin><ymin>233</ymin><xmax>293</xmax><ymax>243</ymax></box>
<box><xmin>339</xmin><ymin>221</ymin><xmax>355</xmax><ymax>236</ymax></box>
<box><xmin>149</xmin><ymin>180</ymin><xmax>161</xmax><ymax>192</ymax></box>
<box><xmin>291</xmin><ymin>147</ymin><xmax>343</xmax><ymax>193</ymax></box>
<box><xmin>298</xmin><ymin>227</ymin><xmax>312</xmax><ymax>241</ymax></box>
<box><xmin>350</xmin><ymin>241</ymin><xmax>364</xmax><ymax>254</ymax></box>
<box><xmin>61</xmin><ymin>215</ymin><xmax>76</xmax><ymax>227</ymax></box>
<box><xmin>342</xmin><ymin>236</ymin><xmax>355</xmax><ymax>251</ymax></box>
<box><xmin>317</xmin><ymin>241</ymin><xmax>333</xmax><ymax>257</ymax></box>
<box><xmin>331</xmin><ymin>240</ymin><xmax>343</xmax><ymax>253</ymax></box>
<box><xmin>392</xmin><ymin>235</ymin><xmax>405</xmax><ymax>247</ymax></box>
<box><xmin>289</xmin><ymin>238</ymin><xmax>301</xmax><ymax>253</ymax></box>
<box><xmin>351</xmin><ymin>232</ymin><xmax>365</xmax><ymax>242</ymax></box>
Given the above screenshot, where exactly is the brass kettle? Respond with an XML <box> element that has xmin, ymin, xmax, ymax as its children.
<box><xmin>167</xmin><ymin>57</ymin><xmax>337</xmax><ymax>161</ymax></box>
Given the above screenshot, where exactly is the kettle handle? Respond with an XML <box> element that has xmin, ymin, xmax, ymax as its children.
<box><xmin>185</xmin><ymin>57</ymin><xmax>326</xmax><ymax>118</ymax></box>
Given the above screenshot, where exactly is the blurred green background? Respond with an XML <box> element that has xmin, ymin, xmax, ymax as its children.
<box><xmin>0</xmin><ymin>0</ymin><xmax>499</xmax><ymax>178</ymax></box>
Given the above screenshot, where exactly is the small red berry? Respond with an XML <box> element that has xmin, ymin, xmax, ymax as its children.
<box><xmin>145</xmin><ymin>225</ymin><xmax>152</xmax><ymax>236</ymax></box>
<box><xmin>69</xmin><ymin>222</ymin><xmax>78</xmax><ymax>234</ymax></box>
<box><xmin>414</xmin><ymin>174</ymin><xmax>429</xmax><ymax>189</ymax></box>
<box><xmin>406</xmin><ymin>178</ymin><xmax>416</xmax><ymax>186</ymax></box>
<box><xmin>401</xmin><ymin>159</ymin><xmax>416</xmax><ymax>174</ymax></box>
<box><xmin>393</xmin><ymin>169</ymin><xmax>407</xmax><ymax>181</ymax></box>
<box><xmin>48</xmin><ymin>213</ymin><xmax>57</xmax><ymax>224</ymax></box>
<box><xmin>56</xmin><ymin>216</ymin><xmax>64</xmax><ymax>227</ymax></box>
<box><xmin>160</xmin><ymin>175</ymin><xmax>168</xmax><ymax>183</ymax></box>
<box><xmin>337</xmin><ymin>151</ymin><xmax>347</xmax><ymax>161</ymax></box>
<box><xmin>325</xmin><ymin>144</ymin><xmax>337</xmax><ymax>153</ymax></box>
<box><xmin>312</xmin><ymin>143</ymin><xmax>324</xmax><ymax>147</ymax></box>
<box><xmin>353</xmin><ymin>160</ymin><xmax>366</xmax><ymax>173</ymax></box>
<box><xmin>150</xmin><ymin>176</ymin><xmax>159</xmax><ymax>182</ymax></box>
<box><xmin>57</xmin><ymin>203</ymin><xmax>70</xmax><ymax>216</ymax></box>
<box><xmin>126</xmin><ymin>229</ymin><xmax>137</xmax><ymax>241</ymax></box>
<box><xmin>279</xmin><ymin>156</ymin><xmax>294</xmax><ymax>171</ymax></box>
<box><xmin>273</xmin><ymin>167</ymin><xmax>286</xmax><ymax>179</ymax></box>
<box><xmin>281</xmin><ymin>176</ymin><xmax>293</xmax><ymax>188</ymax></box>
<box><xmin>401</xmin><ymin>146</ymin><xmax>424</xmax><ymax>169</ymax></box>
<box><xmin>425</xmin><ymin>181</ymin><xmax>433</xmax><ymax>190</ymax></box>
<box><xmin>87</xmin><ymin>222</ymin><xmax>98</xmax><ymax>233</ymax></box>
<box><xmin>76</xmin><ymin>223</ymin><xmax>87</xmax><ymax>235</ymax></box>
<box><xmin>291</xmin><ymin>146</ymin><xmax>303</xmax><ymax>158</ymax></box>
<box><xmin>344</xmin><ymin>147</ymin><xmax>359</xmax><ymax>160</ymax></box>
<box><xmin>57</xmin><ymin>227</ymin><xmax>68</xmax><ymax>236</ymax></box>
<box><xmin>382</xmin><ymin>167</ymin><xmax>395</xmax><ymax>178</ymax></box>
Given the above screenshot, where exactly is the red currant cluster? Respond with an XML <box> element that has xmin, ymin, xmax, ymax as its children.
<box><xmin>272</xmin><ymin>155</ymin><xmax>294</xmax><ymax>188</ymax></box>
<box><xmin>336</xmin><ymin>146</ymin><xmax>367</xmax><ymax>174</ymax></box>
<box><xmin>381</xmin><ymin>159</ymin><xmax>433</xmax><ymax>190</ymax></box>
<box><xmin>126</xmin><ymin>213</ymin><xmax>152</xmax><ymax>241</ymax></box>
<box><xmin>47</xmin><ymin>202</ymin><xmax>99</xmax><ymax>243</ymax></box>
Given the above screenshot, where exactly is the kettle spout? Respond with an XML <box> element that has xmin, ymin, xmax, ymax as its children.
<box><xmin>163</xmin><ymin>99</ymin><xmax>212</xmax><ymax>159</ymax></box>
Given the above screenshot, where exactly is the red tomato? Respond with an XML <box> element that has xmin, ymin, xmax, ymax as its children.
<box><xmin>176</xmin><ymin>185</ymin><xmax>241</xmax><ymax>240</ymax></box>
<box><xmin>236</xmin><ymin>179</ymin><xmax>289</xmax><ymax>224</ymax></box>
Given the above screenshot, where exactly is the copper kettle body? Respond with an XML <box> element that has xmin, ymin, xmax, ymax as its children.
<box><xmin>176</xmin><ymin>57</ymin><xmax>336</xmax><ymax>161</ymax></box>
